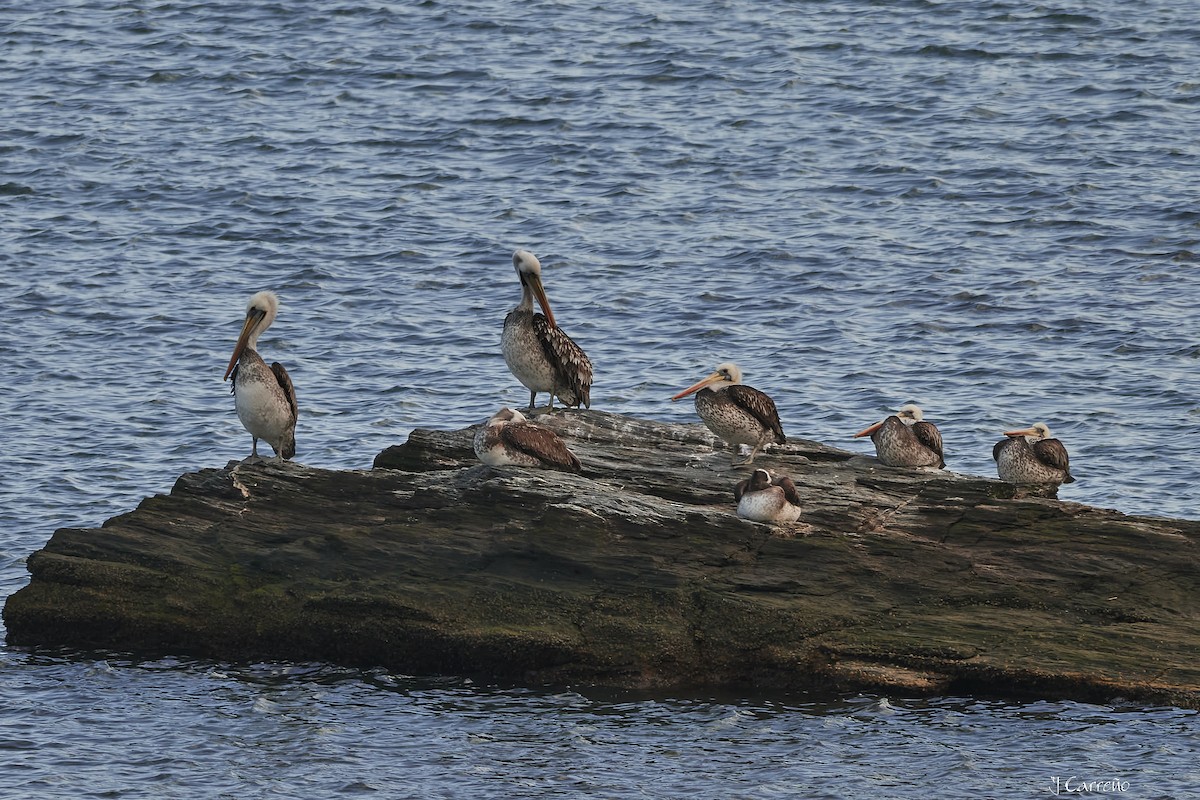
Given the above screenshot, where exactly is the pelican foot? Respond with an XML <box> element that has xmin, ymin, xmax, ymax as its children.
<box><xmin>730</xmin><ymin>444</ymin><xmax>761</xmax><ymax>467</ymax></box>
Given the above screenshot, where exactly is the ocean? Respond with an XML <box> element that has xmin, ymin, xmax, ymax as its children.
<box><xmin>2</xmin><ymin>1</ymin><xmax>1198</xmax><ymax>796</ymax></box>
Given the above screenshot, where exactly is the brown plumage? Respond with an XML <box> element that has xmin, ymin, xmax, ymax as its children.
<box><xmin>993</xmin><ymin>422</ymin><xmax>1074</xmax><ymax>485</ymax></box>
<box><xmin>853</xmin><ymin>404</ymin><xmax>944</xmax><ymax>469</ymax></box>
<box><xmin>224</xmin><ymin>291</ymin><xmax>298</xmax><ymax>461</ymax></box>
<box><xmin>671</xmin><ymin>362</ymin><xmax>785</xmax><ymax>465</ymax></box>
<box><xmin>734</xmin><ymin>468</ymin><xmax>803</xmax><ymax>523</ymax></box>
<box><xmin>501</xmin><ymin>250</ymin><xmax>593</xmax><ymax>410</ymax></box>
<box><xmin>531</xmin><ymin>313</ymin><xmax>592</xmax><ymax>407</ymax></box>
<box><xmin>473</xmin><ymin>407</ymin><xmax>582</xmax><ymax>472</ymax></box>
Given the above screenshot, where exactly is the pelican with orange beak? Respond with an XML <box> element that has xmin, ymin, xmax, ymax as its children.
<box><xmin>223</xmin><ymin>290</ymin><xmax>297</xmax><ymax>462</ymax></box>
<box><xmin>671</xmin><ymin>362</ymin><xmax>785</xmax><ymax>466</ymax></box>
<box><xmin>853</xmin><ymin>403</ymin><xmax>945</xmax><ymax>468</ymax></box>
<box><xmin>501</xmin><ymin>249</ymin><xmax>593</xmax><ymax>411</ymax></box>
<box><xmin>993</xmin><ymin>422</ymin><xmax>1074</xmax><ymax>485</ymax></box>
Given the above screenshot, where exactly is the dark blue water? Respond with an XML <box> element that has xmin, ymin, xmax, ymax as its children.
<box><xmin>3</xmin><ymin>1</ymin><xmax>1199</xmax><ymax>796</ymax></box>
<box><xmin>1</xmin><ymin>654</ymin><xmax>1196</xmax><ymax>800</ymax></box>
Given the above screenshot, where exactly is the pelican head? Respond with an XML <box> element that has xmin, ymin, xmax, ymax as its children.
<box><xmin>224</xmin><ymin>290</ymin><xmax>279</xmax><ymax>381</ymax></box>
<box><xmin>1004</xmin><ymin>422</ymin><xmax>1052</xmax><ymax>442</ymax></box>
<box><xmin>855</xmin><ymin>402</ymin><xmax>922</xmax><ymax>438</ymax></box>
<box><xmin>486</xmin><ymin>407</ymin><xmax>528</xmax><ymax>427</ymax></box>
<box><xmin>671</xmin><ymin>361</ymin><xmax>743</xmax><ymax>401</ymax></box>
<box><xmin>512</xmin><ymin>249</ymin><xmax>556</xmax><ymax>328</ymax></box>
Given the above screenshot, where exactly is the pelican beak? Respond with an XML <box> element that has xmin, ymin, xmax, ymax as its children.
<box><xmin>223</xmin><ymin>308</ymin><xmax>265</xmax><ymax>381</ymax></box>
<box><xmin>853</xmin><ymin>420</ymin><xmax>885</xmax><ymax>438</ymax></box>
<box><xmin>1003</xmin><ymin>427</ymin><xmax>1037</xmax><ymax>438</ymax></box>
<box><xmin>526</xmin><ymin>272</ymin><xmax>557</xmax><ymax>328</ymax></box>
<box><xmin>671</xmin><ymin>371</ymin><xmax>724</xmax><ymax>401</ymax></box>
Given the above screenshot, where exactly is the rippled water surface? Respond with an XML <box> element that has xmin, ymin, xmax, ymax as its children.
<box><xmin>1</xmin><ymin>654</ymin><xmax>1197</xmax><ymax>800</ymax></box>
<box><xmin>3</xmin><ymin>0</ymin><xmax>1199</xmax><ymax>796</ymax></box>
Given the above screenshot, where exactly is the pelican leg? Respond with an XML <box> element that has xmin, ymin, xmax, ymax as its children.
<box><xmin>734</xmin><ymin>438</ymin><xmax>767</xmax><ymax>466</ymax></box>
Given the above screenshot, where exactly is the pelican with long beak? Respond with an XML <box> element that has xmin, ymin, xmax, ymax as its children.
<box><xmin>473</xmin><ymin>407</ymin><xmax>582</xmax><ymax>472</ymax></box>
<box><xmin>501</xmin><ymin>249</ymin><xmax>593</xmax><ymax>411</ymax></box>
<box><xmin>224</xmin><ymin>290</ymin><xmax>297</xmax><ymax>462</ymax></box>
<box><xmin>853</xmin><ymin>403</ymin><xmax>945</xmax><ymax>468</ymax></box>
<box><xmin>734</xmin><ymin>468</ymin><xmax>803</xmax><ymax>523</ymax></box>
<box><xmin>993</xmin><ymin>422</ymin><xmax>1074</xmax><ymax>485</ymax></box>
<box><xmin>671</xmin><ymin>362</ymin><xmax>785</xmax><ymax>466</ymax></box>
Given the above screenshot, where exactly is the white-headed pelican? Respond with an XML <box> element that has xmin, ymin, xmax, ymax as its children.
<box><xmin>224</xmin><ymin>291</ymin><xmax>297</xmax><ymax>462</ymax></box>
<box><xmin>501</xmin><ymin>250</ymin><xmax>593</xmax><ymax>411</ymax></box>
<box><xmin>671</xmin><ymin>362</ymin><xmax>785</xmax><ymax>466</ymax></box>
<box><xmin>854</xmin><ymin>403</ymin><xmax>945</xmax><ymax>468</ymax></box>
<box><xmin>993</xmin><ymin>422</ymin><xmax>1074</xmax><ymax>485</ymax></box>
<box><xmin>473</xmin><ymin>407</ymin><xmax>581</xmax><ymax>472</ymax></box>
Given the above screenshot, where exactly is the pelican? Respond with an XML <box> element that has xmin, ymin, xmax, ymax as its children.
<box><xmin>853</xmin><ymin>403</ymin><xmax>945</xmax><ymax>468</ymax></box>
<box><xmin>734</xmin><ymin>468</ymin><xmax>803</xmax><ymax>523</ymax></box>
<box><xmin>993</xmin><ymin>422</ymin><xmax>1075</xmax><ymax>485</ymax></box>
<box><xmin>501</xmin><ymin>249</ymin><xmax>593</xmax><ymax>411</ymax></box>
<box><xmin>223</xmin><ymin>291</ymin><xmax>297</xmax><ymax>462</ymax></box>
<box><xmin>671</xmin><ymin>362</ymin><xmax>785</xmax><ymax>465</ymax></box>
<box><xmin>473</xmin><ymin>407</ymin><xmax>582</xmax><ymax>472</ymax></box>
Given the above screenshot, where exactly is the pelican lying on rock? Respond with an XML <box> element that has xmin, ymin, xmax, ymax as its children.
<box><xmin>473</xmin><ymin>407</ymin><xmax>582</xmax><ymax>472</ymax></box>
<box><xmin>671</xmin><ymin>362</ymin><xmax>785</xmax><ymax>466</ymax></box>
<box><xmin>854</xmin><ymin>403</ymin><xmax>945</xmax><ymax>468</ymax></box>
<box><xmin>224</xmin><ymin>290</ymin><xmax>297</xmax><ymax>462</ymax></box>
<box><xmin>993</xmin><ymin>422</ymin><xmax>1075</xmax><ymax>485</ymax></box>
<box><xmin>734</xmin><ymin>469</ymin><xmax>803</xmax><ymax>523</ymax></box>
<box><xmin>502</xmin><ymin>249</ymin><xmax>593</xmax><ymax>411</ymax></box>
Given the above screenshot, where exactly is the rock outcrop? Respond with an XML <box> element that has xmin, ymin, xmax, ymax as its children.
<box><xmin>6</xmin><ymin>410</ymin><xmax>1199</xmax><ymax>707</ymax></box>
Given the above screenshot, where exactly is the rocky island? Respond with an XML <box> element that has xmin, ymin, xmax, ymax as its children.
<box><xmin>5</xmin><ymin>410</ymin><xmax>1199</xmax><ymax>708</ymax></box>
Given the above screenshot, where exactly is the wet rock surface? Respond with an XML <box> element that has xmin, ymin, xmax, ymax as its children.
<box><xmin>6</xmin><ymin>410</ymin><xmax>1198</xmax><ymax>707</ymax></box>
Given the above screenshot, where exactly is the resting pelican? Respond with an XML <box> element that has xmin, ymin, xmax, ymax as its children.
<box><xmin>734</xmin><ymin>468</ymin><xmax>803</xmax><ymax>523</ymax></box>
<box><xmin>501</xmin><ymin>249</ymin><xmax>593</xmax><ymax>410</ymax></box>
<box><xmin>993</xmin><ymin>422</ymin><xmax>1074</xmax><ymax>485</ymax></box>
<box><xmin>854</xmin><ymin>403</ymin><xmax>945</xmax><ymax>468</ymax></box>
<box><xmin>223</xmin><ymin>291</ymin><xmax>297</xmax><ymax>462</ymax></box>
<box><xmin>473</xmin><ymin>407</ymin><xmax>582</xmax><ymax>472</ymax></box>
<box><xmin>671</xmin><ymin>362</ymin><xmax>785</xmax><ymax>465</ymax></box>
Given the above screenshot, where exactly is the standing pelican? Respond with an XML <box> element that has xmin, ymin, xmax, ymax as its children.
<box><xmin>853</xmin><ymin>403</ymin><xmax>945</xmax><ymax>468</ymax></box>
<box><xmin>501</xmin><ymin>249</ymin><xmax>593</xmax><ymax>411</ymax></box>
<box><xmin>993</xmin><ymin>422</ymin><xmax>1074</xmax><ymax>485</ymax></box>
<box><xmin>734</xmin><ymin>468</ymin><xmax>803</xmax><ymax>523</ymax></box>
<box><xmin>473</xmin><ymin>407</ymin><xmax>582</xmax><ymax>472</ymax></box>
<box><xmin>671</xmin><ymin>362</ymin><xmax>785</xmax><ymax>465</ymax></box>
<box><xmin>223</xmin><ymin>291</ymin><xmax>297</xmax><ymax>462</ymax></box>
